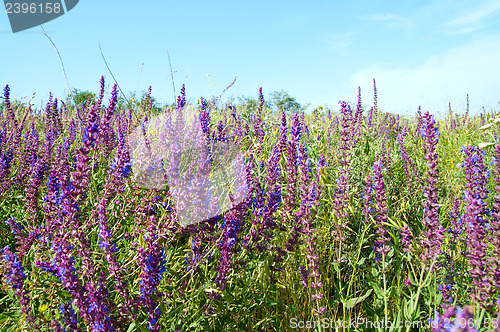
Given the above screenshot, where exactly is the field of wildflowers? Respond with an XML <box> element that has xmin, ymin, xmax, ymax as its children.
<box><xmin>0</xmin><ymin>77</ymin><xmax>499</xmax><ymax>331</ymax></box>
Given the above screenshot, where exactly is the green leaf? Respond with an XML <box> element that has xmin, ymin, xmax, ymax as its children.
<box><xmin>480</xmin><ymin>123</ymin><xmax>494</xmax><ymax>130</ymax></box>
<box><xmin>478</xmin><ymin>142</ymin><xmax>494</xmax><ymax>149</ymax></box>
<box><xmin>344</xmin><ymin>289</ymin><xmax>373</xmax><ymax>309</ymax></box>
<box><xmin>387</xmin><ymin>216</ymin><xmax>403</xmax><ymax>229</ymax></box>
<box><xmin>333</xmin><ymin>261</ymin><xmax>341</xmax><ymax>274</ymax></box>
<box><xmin>357</xmin><ymin>257</ymin><xmax>366</xmax><ymax>267</ymax></box>
<box><xmin>370</xmin><ymin>281</ymin><xmax>384</xmax><ymax>298</ymax></box>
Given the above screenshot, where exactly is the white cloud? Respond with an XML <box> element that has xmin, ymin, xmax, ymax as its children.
<box><xmin>445</xmin><ymin>0</ymin><xmax>500</xmax><ymax>34</ymax></box>
<box><xmin>349</xmin><ymin>34</ymin><xmax>500</xmax><ymax>115</ymax></box>
<box><xmin>359</xmin><ymin>13</ymin><xmax>414</xmax><ymax>29</ymax></box>
<box><xmin>321</xmin><ymin>32</ymin><xmax>353</xmax><ymax>55</ymax></box>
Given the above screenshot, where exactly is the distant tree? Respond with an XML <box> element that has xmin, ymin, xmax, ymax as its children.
<box><xmin>225</xmin><ymin>96</ymin><xmax>236</xmax><ymax>106</ymax></box>
<box><xmin>69</xmin><ymin>89</ymin><xmax>97</xmax><ymax>108</ymax></box>
<box><xmin>238</xmin><ymin>89</ymin><xmax>275</xmax><ymax>113</ymax></box>
<box><xmin>238</xmin><ymin>96</ymin><xmax>259</xmax><ymax>113</ymax></box>
<box><xmin>270</xmin><ymin>90</ymin><xmax>304</xmax><ymax>114</ymax></box>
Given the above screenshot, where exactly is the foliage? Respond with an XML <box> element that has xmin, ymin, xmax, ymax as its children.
<box><xmin>68</xmin><ymin>88</ymin><xmax>97</xmax><ymax>107</ymax></box>
<box><xmin>269</xmin><ymin>90</ymin><xmax>305</xmax><ymax>114</ymax></box>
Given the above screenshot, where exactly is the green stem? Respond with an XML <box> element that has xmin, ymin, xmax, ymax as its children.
<box><xmin>346</xmin><ymin>223</ymin><xmax>369</xmax><ymax>303</ymax></box>
<box><xmin>316</xmin><ymin>301</ymin><xmax>323</xmax><ymax>332</ymax></box>
<box><xmin>383</xmin><ymin>253</ymin><xmax>388</xmax><ymax>332</ymax></box>
<box><xmin>405</xmin><ymin>258</ymin><xmax>437</xmax><ymax>332</ymax></box>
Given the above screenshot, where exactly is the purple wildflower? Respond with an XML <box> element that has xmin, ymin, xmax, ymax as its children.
<box><xmin>362</xmin><ymin>174</ymin><xmax>374</xmax><ymax>224</ymax></box>
<box><xmin>59</xmin><ymin>301</ymin><xmax>79</xmax><ymax>331</ymax></box>
<box><xmin>431</xmin><ymin>305</ymin><xmax>477</xmax><ymax>332</ymax></box>
<box><xmin>489</xmin><ymin>144</ymin><xmax>500</xmax><ymax>299</ymax></box>
<box><xmin>420</xmin><ymin>111</ymin><xmax>443</xmax><ymax>266</ymax></box>
<box><xmin>278</xmin><ymin>111</ymin><xmax>287</xmax><ymax>156</ymax></box>
<box><xmin>297</xmin><ymin>144</ymin><xmax>324</xmax><ymax>315</ymax></box>
<box><xmin>2</xmin><ymin>247</ymin><xmax>31</xmax><ymax>321</ymax></box>
<box><xmin>254</xmin><ymin>87</ymin><xmax>265</xmax><ymax>138</ymax></box>
<box><xmin>462</xmin><ymin>145</ymin><xmax>489</xmax><ymax>303</ymax></box>
<box><xmin>99</xmin><ymin>83</ymin><xmax>118</xmax><ymax>153</ymax></box>
<box><xmin>397</xmin><ymin>126</ymin><xmax>420</xmax><ymax>189</ymax></box>
<box><xmin>282</xmin><ymin>113</ymin><xmax>301</xmax><ymax>219</ymax></box>
<box><xmin>353</xmin><ymin>86</ymin><xmax>363</xmax><ymax>140</ymax></box>
<box><xmin>332</xmin><ymin>101</ymin><xmax>353</xmax><ymax>243</ymax></box>
<box><xmin>137</xmin><ymin>215</ymin><xmax>167</xmax><ymax>331</ymax></box>
<box><xmin>372</xmin><ymin>159</ymin><xmax>390</xmax><ymax>260</ymax></box>
<box><xmin>3</xmin><ymin>85</ymin><xmax>17</xmax><ymax>127</ymax></box>
<box><xmin>176</xmin><ymin>84</ymin><xmax>186</xmax><ymax>109</ymax></box>
<box><xmin>400</xmin><ymin>225</ymin><xmax>413</xmax><ymax>253</ymax></box>
<box><xmin>299</xmin><ymin>265</ymin><xmax>309</xmax><ymax>287</ymax></box>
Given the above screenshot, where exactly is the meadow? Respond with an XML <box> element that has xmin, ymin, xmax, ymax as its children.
<box><xmin>0</xmin><ymin>77</ymin><xmax>499</xmax><ymax>331</ymax></box>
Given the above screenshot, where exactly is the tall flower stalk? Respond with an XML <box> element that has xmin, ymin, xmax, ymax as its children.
<box><xmin>332</xmin><ymin>101</ymin><xmax>353</xmax><ymax>243</ymax></box>
<box><xmin>462</xmin><ymin>145</ymin><xmax>489</xmax><ymax>303</ymax></box>
<box><xmin>419</xmin><ymin>111</ymin><xmax>443</xmax><ymax>267</ymax></box>
<box><xmin>372</xmin><ymin>159</ymin><xmax>390</xmax><ymax>261</ymax></box>
<box><xmin>137</xmin><ymin>216</ymin><xmax>166</xmax><ymax>332</ymax></box>
<box><xmin>283</xmin><ymin>113</ymin><xmax>300</xmax><ymax>219</ymax></box>
<box><xmin>488</xmin><ymin>144</ymin><xmax>500</xmax><ymax>301</ymax></box>
<box><xmin>297</xmin><ymin>144</ymin><xmax>325</xmax><ymax>317</ymax></box>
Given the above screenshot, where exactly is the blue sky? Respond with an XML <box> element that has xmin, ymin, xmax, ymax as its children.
<box><xmin>1</xmin><ymin>0</ymin><xmax>500</xmax><ymax>116</ymax></box>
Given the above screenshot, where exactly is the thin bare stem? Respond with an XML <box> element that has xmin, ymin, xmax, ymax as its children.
<box><xmin>98</xmin><ymin>41</ymin><xmax>129</xmax><ymax>104</ymax></box>
<box><xmin>167</xmin><ymin>50</ymin><xmax>176</xmax><ymax>101</ymax></box>
<box><xmin>40</xmin><ymin>25</ymin><xmax>73</xmax><ymax>102</ymax></box>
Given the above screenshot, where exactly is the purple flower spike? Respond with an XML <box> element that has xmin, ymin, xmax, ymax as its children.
<box><xmin>462</xmin><ymin>145</ymin><xmax>490</xmax><ymax>303</ymax></box>
<box><xmin>332</xmin><ymin>101</ymin><xmax>353</xmax><ymax>243</ymax></box>
<box><xmin>2</xmin><ymin>246</ymin><xmax>34</xmax><ymax>326</ymax></box>
<box><xmin>419</xmin><ymin>111</ymin><xmax>443</xmax><ymax>267</ymax></box>
<box><xmin>278</xmin><ymin>112</ymin><xmax>287</xmax><ymax>156</ymax></box>
<box><xmin>3</xmin><ymin>85</ymin><xmax>17</xmax><ymax>127</ymax></box>
<box><xmin>177</xmin><ymin>84</ymin><xmax>186</xmax><ymax>109</ymax></box>
<box><xmin>296</xmin><ymin>144</ymin><xmax>324</xmax><ymax>315</ymax></box>
<box><xmin>400</xmin><ymin>225</ymin><xmax>413</xmax><ymax>253</ymax></box>
<box><xmin>138</xmin><ymin>215</ymin><xmax>166</xmax><ymax>331</ymax></box>
<box><xmin>489</xmin><ymin>144</ymin><xmax>500</xmax><ymax>298</ymax></box>
<box><xmin>253</xmin><ymin>87</ymin><xmax>265</xmax><ymax>139</ymax></box>
<box><xmin>431</xmin><ymin>305</ymin><xmax>477</xmax><ymax>332</ymax></box>
<box><xmin>216</xmin><ymin>207</ymin><xmax>243</xmax><ymax>291</ymax></box>
<box><xmin>99</xmin><ymin>83</ymin><xmax>118</xmax><ymax>153</ymax></box>
<box><xmin>372</xmin><ymin>159</ymin><xmax>390</xmax><ymax>260</ymax></box>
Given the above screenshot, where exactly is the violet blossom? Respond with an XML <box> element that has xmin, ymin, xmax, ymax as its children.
<box><xmin>419</xmin><ymin>111</ymin><xmax>443</xmax><ymax>266</ymax></box>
